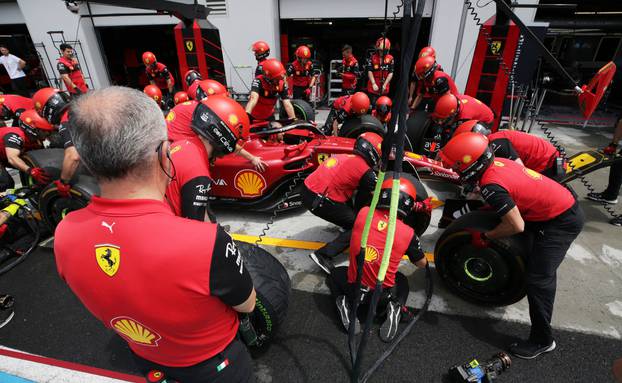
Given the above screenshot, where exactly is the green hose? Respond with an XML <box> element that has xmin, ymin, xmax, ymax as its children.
<box><xmin>377</xmin><ymin>178</ymin><xmax>400</xmax><ymax>282</ymax></box>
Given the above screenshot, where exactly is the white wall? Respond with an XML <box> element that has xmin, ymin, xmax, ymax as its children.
<box><xmin>430</xmin><ymin>0</ymin><xmax>540</xmax><ymax>92</ymax></box>
<box><xmin>280</xmin><ymin>0</ymin><xmax>434</xmax><ymax>19</ymax></box>
<box><xmin>0</xmin><ymin>2</ymin><xmax>25</xmax><ymax>25</ymax></box>
<box><xmin>16</xmin><ymin>0</ymin><xmax>110</xmax><ymax>89</ymax></box>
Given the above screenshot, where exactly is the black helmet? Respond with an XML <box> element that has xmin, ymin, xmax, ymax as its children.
<box><xmin>184</xmin><ymin>70</ymin><xmax>202</xmax><ymax>87</ymax></box>
<box><xmin>353</xmin><ymin>132</ymin><xmax>383</xmax><ymax>168</ymax></box>
<box><xmin>431</xmin><ymin>77</ymin><xmax>450</xmax><ymax>95</ymax></box>
<box><xmin>191</xmin><ymin>96</ymin><xmax>249</xmax><ymax>156</ymax></box>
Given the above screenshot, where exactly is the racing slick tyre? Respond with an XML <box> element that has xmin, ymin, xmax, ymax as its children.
<box><xmin>280</xmin><ymin>99</ymin><xmax>315</xmax><ymax>122</ymax></box>
<box><xmin>338</xmin><ymin>114</ymin><xmax>386</xmax><ymax>138</ymax></box>
<box><xmin>19</xmin><ymin>148</ymin><xmax>65</xmax><ymax>187</ymax></box>
<box><xmin>235</xmin><ymin>241</ymin><xmax>291</xmax><ymax>348</ymax></box>
<box><xmin>38</xmin><ymin>175</ymin><xmax>99</xmax><ymax>231</ymax></box>
<box><xmin>434</xmin><ymin>211</ymin><xmax>530</xmax><ymax>306</ymax></box>
<box><xmin>406</xmin><ymin>110</ymin><xmax>429</xmax><ymax>152</ymax></box>
<box><xmin>383</xmin><ymin>173</ymin><xmax>431</xmax><ymax>236</ymax></box>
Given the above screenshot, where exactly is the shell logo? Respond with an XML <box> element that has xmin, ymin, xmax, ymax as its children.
<box><xmin>35</xmin><ymin>101</ymin><xmax>41</xmax><ymax>109</ymax></box>
<box><xmin>207</xmin><ymin>88</ymin><xmax>215</xmax><ymax>95</ymax></box>
<box><xmin>493</xmin><ymin>160</ymin><xmax>505</xmax><ymax>167</ymax></box>
<box><xmin>166</xmin><ymin>111</ymin><xmax>175</xmax><ymax>122</ymax></box>
<box><xmin>234</xmin><ymin>170</ymin><xmax>266</xmax><ymax>197</ymax></box>
<box><xmin>182</xmin><ymin>101</ymin><xmax>193</xmax><ymax>106</ymax></box>
<box><xmin>0</xmin><ymin>97</ymin><xmax>4</xmax><ymax>104</ymax></box>
<box><xmin>229</xmin><ymin>114</ymin><xmax>239</xmax><ymax>126</ymax></box>
<box><xmin>110</xmin><ymin>316</ymin><xmax>161</xmax><ymax>347</ymax></box>
<box><xmin>462</xmin><ymin>155</ymin><xmax>472</xmax><ymax>164</ymax></box>
<box><xmin>324</xmin><ymin>157</ymin><xmax>338</xmax><ymax>168</ymax></box>
<box><xmin>170</xmin><ymin>145</ymin><xmax>182</xmax><ymax>155</ymax></box>
<box><xmin>523</xmin><ymin>168</ymin><xmax>542</xmax><ymax>180</ymax></box>
<box><xmin>25</xmin><ymin>117</ymin><xmax>32</xmax><ymax>123</ymax></box>
<box><xmin>364</xmin><ymin>246</ymin><xmax>379</xmax><ymax>262</ymax></box>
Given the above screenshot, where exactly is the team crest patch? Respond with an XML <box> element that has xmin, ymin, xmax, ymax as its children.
<box><xmin>523</xmin><ymin>168</ymin><xmax>542</xmax><ymax>180</ymax></box>
<box><xmin>317</xmin><ymin>153</ymin><xmax>330</xmax><ymax>164</ymax></box>
<box><xmin>95</xmin><ymin>244</ymin><xmax>120</xmax><ymax>277</ymax></box>
<box><xmin>364</xmin><ymin>246</ymin><xmax>379</xmax><ymax>262</ymax></box>
<box><xmin>377</xmin><ymin>220</ymin><xmax>387</xmax><ymax>231</ymax></box>
<box><xmin>493</xmin><ymin>160</ymin><xmax>505</xmax><ymax>167</ymax></box>
<box><xmin>166</xmin><ymin>111</ymin><xmax>175</xmax><ymax>122</ymax></box>
<box><xmin>110</xmin><ymin>316</ymin><xmax>161</xmax><ymax>347</ymax></box>
<box><xmin>234</xmin><ymin>170</ymin><xmax>266</xmax><ymax>197</ymax></box>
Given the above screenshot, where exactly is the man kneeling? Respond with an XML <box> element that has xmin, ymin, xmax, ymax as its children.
<box><xmin>328</xmin><ymin>177</ymin><xmax>428</xmax><ymax>342</ymax></box>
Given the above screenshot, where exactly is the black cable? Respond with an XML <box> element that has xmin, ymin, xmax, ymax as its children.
<box><xmin>0</xmin><ymin>198</ymin><xmax>41</xmax><ymax>276</ymax></box>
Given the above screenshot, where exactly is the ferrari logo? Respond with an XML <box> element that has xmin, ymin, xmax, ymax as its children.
<box><xmin>185</xmin><ymin>40</ymin><xmax>194</xmax><ymax>52</ymax></box>
<box><xmin>364</xmin><ymin>246</ymin><xmax>379</xmax><ymax>262</ymax></box>
<box><xmin>170</xmin><ymin>145</ymin><xmax>182</xmax><ymax>155</ymax></box>
<box><xmin>95</xmin><ymin>244</ymin><xmax>120</xmax><ymax>277</ymax></box>
<box><xmin>490</xmin><ymin>40</ymin><xmax>503</xmax><ymax>55</ymax></box>
<box><xmin>166</xmin><ymin>111</ymin><xmax>175</xmax><ymax>122</ymax></box>
<box><xmin>523</xmin><ymin>168</ymin><xmax>542</xmax><ymax>180</ymax></box>
<box><xmin>234</xmin><ymin>170</ymin><xmax>266</xmax><ymax>197</ymax></box>
<box><xmin>377</xmin><ymin>220</ymin><xmax>387</xmax><ymax>231</ymax></box>
<box><xmin>317</xmin><ymin>153</ymin><xmax>329</xmax><ymax>164</ymax></box>
<box><xmin>110</xmin><ymin>316</ymin><xmax>161</xmax><ymax>347</ymax></box>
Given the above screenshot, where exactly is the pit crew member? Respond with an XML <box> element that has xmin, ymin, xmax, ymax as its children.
<box><xmin>286</xmin><ymin>45</ymin><xmax>316</xmax><ymax>101</ymax></box>
<box><xmin>440</xmin><ymin>132</ymin><xmax>584</xmax><ymax>359</ymax></box>
<box><xmin>366</xmin><ymin>37</ymin><xmax>394</xmax><ymax>105</ymax></box>
<box><xmin>372</xmin><ymin>96</ymin><xmax>392</xmax><ymax>126</ymax></box>
<box><xmin>166</xmin><ymin>96</ymin><xmax>249</xmax><ymax>223</ymax></box>
<box><xmin>251</xmin><ymin>41</ymin><xmax>270</xmax><ymax>78</ymax></box>
<box><xmin>173</xmin><ymin>91</ymin><xmax>189</xmax><ymax>105</ymax></box>
<box><xmin>55</xmin><ymin>86</ymin><xmax>257</xmax><ymax>382</ymax></box>
<box><xmin>328</xmin><ymin>177</ymin><xmax>428</xmax><ymax>341</ymax></box>
<box><xmin>340</xmin><ymin>44</ymin><xmax>360</xmax><ymax>95</ymax></box>
<box><xmin>142</xmin><ymin>51</ymin><xmax>175</xmax><ymax>99</ymax></box>
<box><xmin>143</xmin><ymin>85</ymin><xmax>167</xmax><ymax>113</ymax></box>
<box><xmin>0</xmin><ymin>94</ymin><xmax>34</xmax><ymax>127</ymax></box>
<box><xmin>409</xmin><ymin>55</ymin><xmax>458</xmax><ymax>111</ymax></box>
<box><xmin>430</xmin><ymin>93</ymin><xmax>494</xmax><ymax>147</ymax></box>
<box><xmin>57</xmin><ymin>43</ymin><xmax>88</xmax><ymax>95</ymax></box>
<box><xmin>184</xmin><ymin>70</ymin><xmax>202</xmax><ymax>100</ymax></box>
<box><xmin>304</xmin><ymin>132</ymin><xmax>382</xmax><ymax>274</ymax></box>
<box><xmin>323</xmin><ymin>92</ymin><xmax>371</xmax><ymax>136</ymax></box>
<box><xmin>245</xmin><ymin>58</ymin><xmax>295</xmax><ymax>122</ymax></box>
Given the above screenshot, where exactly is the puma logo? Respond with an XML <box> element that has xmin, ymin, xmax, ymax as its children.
<box><xmin>102</xmin><ymin>221</ymin><xmax>116</xmax><ymax>234</ymax></box>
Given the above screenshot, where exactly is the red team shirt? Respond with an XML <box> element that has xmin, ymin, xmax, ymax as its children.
<box><xmin>146</xmin><ymin>62</ymin><xmax>175</xmax><ymax>90</ymax></box>
<box><xmin>57</xmin><ymin>56</ymin><xmax>88</xmax><ymax>94</ymax></box>
<box><xmin>0</xmin><ymin>127</ymin><xmax>41</xmax><ymax>164</ymax></box>
<box><xmin>166</xmin><ymin>100</ymin><xmax>198</xmax><ymax>142</ymax></box>
<box><xmin>348</xmin><ymin>207</ymin><xmax>423</xmax><ymax>288</ymax></box>
<box><xmin>54</xmin><ymin>197</ymin><xmax>253</xmax><ymax>367</ymax></box>
<box><xmin>457</xmin><ymin>95</ymin><xmax>494</xmax><ymax>125</ymax></box>
<box><xmin>287</xmin><ymin>59</ymin><xmax>314</xmax><ymax>88</ymax></box>
<box><xmin>0</xmin><ymin>95</ymin><xmax>34</xmax><ymax>117</ymax></box>
<box><xmin>366</xmin><ymin>53</ymin><xmax>394</xmax><ymax>95</ymax></box>
<box><xmin>488</xmin><ymin>130</ymin><xmax>560</xmax><ymax>173</ymax></box>
<box><xmin>304</xmin><ymin>154</ymin><xmax>374</xmax><ymax>203</ymax></box>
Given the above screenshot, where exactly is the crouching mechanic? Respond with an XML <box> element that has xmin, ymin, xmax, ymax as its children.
<box><xmin>440</xmin><ymin>133</ymin><xmax>584</xmax><ymax>359</ymax></box>
<box><xmin>453</xmin><ymin>120</ymin><xmax>566</xmax><ymax>180</ymax></box>
<box><xmin>431</xmin><ymin>93</ymin><xmax>494</xmax><ymax>147</ymax></box>
<box><xmin>328</xmin><ymin>177</ymin><xmax>428</xmax><ymax>341</ymax></box>
<box><xmin>246</xmin><ymin>58</ymin><xmax>295</xmax><ymax>122</ymax></box>
<box><xmin>1</xmin><ymin>109</ymin><xmax>53</xmax><ymax>191</ymax></box>
<box><xmin>323</xmin><ymin>92</ymin><xmax>371</xmax><ymax>136</ymax></box>
<box><xmin>54</xmin><ymin>87</ymin><xmax>257</xmax><ymax>383</ymax></box>
<box><xmin>166</xmin><ymin>96</ymin><xmax>249</xmax><ymax>222</ymax></box>
<box><xmin>304</xmin><ymin>133</ymin><xmax>382</xmax><ymax>273</ymax></box>
<box><xmin>0</xmin><ymin>94</ymin><xmax>34</xmax><ymax>127</ymax></box>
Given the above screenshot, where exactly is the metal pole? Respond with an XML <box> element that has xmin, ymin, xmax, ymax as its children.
<box><xmin>451</xmin><ymin>1</ymin><xmax>469</xmax><ymax>79</ymax></box>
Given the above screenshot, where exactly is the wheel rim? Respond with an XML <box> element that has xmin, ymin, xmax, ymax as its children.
<box><xmin>463</xmin><ymin>257</ymin><xmax>493</xmax><ymax>282</ymax></box>
<box><xmin>293</xmin><ymin>104</ymin><xmax>307</xmax><ymax>120</ymax></box>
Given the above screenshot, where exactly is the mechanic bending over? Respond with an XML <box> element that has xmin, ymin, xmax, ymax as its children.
<box><xmin>286</xmin><ymin>45</ymin><xmax>317</xmax><ymax>101</ymax></box>
<box><xmin>440</xmin><ymin>133</ymin><xmax>584</xmax><ymax>360</ymax></box>
<box><xmin>329</xmin><ymin>177</ymin><xmax>429</xmax><ymax>342</ymax></box>
<box><xmin>184</xmin><ymin>70</ymin><xmax>203</xmax><ymax>101</ymax></box>
<box><xmin>165</xmin><ymin>85</ymin><xmax>267</xmax><ymax>172</ymax></box>
<box><xmin>323</xmin><ymin>92</ymin><xmax>371</xmax><ymax>136</ymax></box>
<box><xmin>245</xmin><ymin>58</ymin><xmax>296</xmax><ymax>122</ymax></box>
<box><xmin>143</xmin><ymin>85</ymin><xmax>168</xmax><ymax>114</ymax></box>
<box><xmin>408</xmin><ymin>46</ymin><xmax>439</xmax><ymax>110</ymax></box>
<box><xmin>409</xmin><ymin>53</ymin><xmax>459</xmax><ymax>112</ymax></box>
<box><xmin>55</xmin><ymin>87</ymin><xmax>257</xmax><ymax>383</ymax></box>
<box><xmin>165</xmin><ymin>96</ymin><xmax>249</xmax><ymax>223</ymax></box>
<box><xmin>304</xmin><ymin>132</ymin><xmax>382</xmax><ymax>274</ymax></box>
<box><xmin>0</xmin><ymin>94</ymin><xmax>34</xmax><ymax>127</ymax></box>
<box><xmin>32</xmin><ymin>87</ymin><xmax>80</xmax><ymax>198</ymax></box>
<box><xmin>431</xmin><ymin>93</ymin><xmax>494</xmax><ymax>146</ymax></box>
<box><xmin>366</xmin><ymin>37</ymin><xmax>394</xmax><ymax>106</ymax></box>
<box><xmin>1</xmin><ymin>110</ymin><xmax>53</xmax><ymax>191</ymax></box>
<box><xmin>142</xmin><ymin>51</ymin><xmax>175</xmax><ymax>100</ymax></box>
<box><xmin>453</xmin><ymin>120</ymin><xmax>566</xmax><ymax>181</ymax></box>
<box><xmin>587</xmin><ymin>113</ymin><xmax>622</xmax><ymax>226</ymax></box>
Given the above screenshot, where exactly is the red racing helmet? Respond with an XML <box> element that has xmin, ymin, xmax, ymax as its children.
<box><xmin>375</xmin><ymin>96</ymin><xmax>392</xmax><ymax>117</ymax></box>
<box><xmin>184</xmin><ymin>70</ymin><xmax>202</xmax><ymax>87</ymax></box>
<box><xmin>295</xmin><ymin>45</ymin><xmax>311</xmax><ymax>60</ymax></box>
<box><xmin>453</xmin><ymin>120</ymin><xmax>491</xmax><ymax>137</ymax></box>
<box><xmin>375</xmin><ymin>37</ymin><xmax>391</xmax><ymax>51</ymax></box>
<box><xmin>351</xmin><ymin>92</ymin><xmax>371</xmax><ymax>115</ymax></box>
<box><xmin>143</xmin><ymin>85</ymin><xmax>162</xmax><ymax>104</ymax></box>
<box><xmin>415</xmin><ymin>56</ymin><xmax>437</xmax><ymax>80</ymax></box>
<box><xmin>261</xmin><ymin>58</ymin><xmax>286</xmax><ymax>81</ymax></box>
<box><xmin>191</xmin><ymin>95</ymin><xmax>250</xmax><ymax>156</ymax></box>
<box><xmin>377</xmin><ymin>177</ymin><xmax>419</xmax><ymax>218</ymax></box>
<box><xmin>439</xmin><ymin>132</ymin><xmax>493</xmax><ymax>183</ymax></box>
<box><xmin>32</xmin><ymin>87</ymin><xmax>69</xmax><ymax>125</ymax></box>
<box><xmin>251</xmin><ymin>40</ymin><xmax>270</xmax><ymax>60</ymax></box>
<box><xmin>19</xmin><ymin>109</ymin><xmax>54</xmax><ymax>138</ymax></box>
<box><xmin>419</xmin><ymin>46</ymin><xmax>436</xmax><ymax>59</ymax></box>
<box><xmin>142</xmin><ymin>51</ymin><xmax>157</xmax><ymax>66</ymax></box>
<box><xmin>173</xmin><ymin>91</ymin><xmax>190</xmax><ymax>105</ymax></box>
<box><xmin>353</xmin><ymin>132</ymin><xmax>383</xmax><ymax>168</ymax></box>
<box><xmin>195</xmin><ymin>79</ymin><xmax>229</xmax><ymax>101</ymax></box>
<box><xmin>431</xmin><ymin>93</ymin><xmax>460</xmax><ymax>125</ymax></box>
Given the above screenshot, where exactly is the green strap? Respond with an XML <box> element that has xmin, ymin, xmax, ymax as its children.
<box><xmin>377</xmin><ymin>178</ymin><xmax>399</xmax><ymax>282</ymax></box>
<box><xmin>360</xmin><ymin>171</ymin><xmax>385</xmax><ymax>249</ymax></box>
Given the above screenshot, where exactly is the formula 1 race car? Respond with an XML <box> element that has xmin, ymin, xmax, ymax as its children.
<box><xmin>19</xmin><ymin>120</ymin><xmax>459</xmax><ymax>236</ymax></box>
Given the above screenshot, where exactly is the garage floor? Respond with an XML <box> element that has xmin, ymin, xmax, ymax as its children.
<box><xmin>1</xmin><ymin>111</ymin><xmax>621</xmax><ymax>382</ymax></box>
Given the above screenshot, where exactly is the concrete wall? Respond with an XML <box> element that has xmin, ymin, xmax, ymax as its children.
<box><xmin>430</xmin><ymin>0</ymin><xmax>540</xmax><ymax>92</ymax></box>
<box><xmin>0</xmin><ymin>2</ymin><xmax>25</xmax><ymax>25</ymax></box>
<box><xmin>15</xmin><ymin>0</ymin><xmax>110</xmax><ymax>90</ymax></box>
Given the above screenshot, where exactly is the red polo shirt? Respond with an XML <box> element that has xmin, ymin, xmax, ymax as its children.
<box><xmin>166</xmin><ymin>100</ymin><xmax>198</xmax><ymax>142</ymax></box>
<box><xmin>54</xmin><ymin>197</ymin><xmax>253</xmax><ymax>367</ymax></box>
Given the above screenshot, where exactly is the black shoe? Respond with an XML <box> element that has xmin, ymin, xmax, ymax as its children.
<box><xmin>610</xmin><ymin>216</ymin><xmax>622</xmax><ymax>227</ymax></box>
<box><xmin>379</xmin><ymin>301</ymin><xmax>401</xmax><ymax>342</ymax></box>
<box><xmin>309</xmin><ymin>252</ymin><xmax>334</xmax><ymax>275</ymax></box>
<box><xmin>336</xmin><ymin>295</ymin><xmax>360</xmax><ymax>334</ymax></box>
<box><xmin>0</xmin><ymin>294</ymin><xmax>15</xmax><ymax>329</ymax></box>
<box><xmin>586</xmin><ymin>192</ymin><xmax>618</xmax><ymax>204</ymax></box>
<box><xmin>509</xmin><ymin>339</ymin><xmax>556</xmax><ymax>359</ymax></box>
